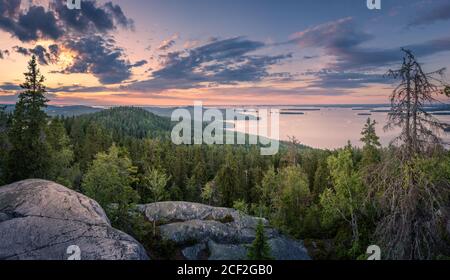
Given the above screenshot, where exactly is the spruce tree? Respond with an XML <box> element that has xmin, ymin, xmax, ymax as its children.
<box><xmin>247</xmin><ymin>220</ymin><xmax>273</xmax><ymax>260</ymax></box>
<box><xmin>8</xmin><ymin>56</ymin><xmax>50</xmax><ymax>181</ymax></box>
<box><xmin>360</xmin><ymin>118</ymin><xmax>381</xmax><ymax>165</ymax></box>
<box><xmin>0</xmin><ymin>106</ymin><xmax>9</xmax><ymax>185</ymax></box>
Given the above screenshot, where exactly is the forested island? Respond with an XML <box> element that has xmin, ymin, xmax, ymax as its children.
<box><xmin>1</xmin><ymin>50</ymin><xmax>450</xmax><ymax>260</ymax></box>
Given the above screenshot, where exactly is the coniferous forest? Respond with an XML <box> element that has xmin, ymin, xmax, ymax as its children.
<box><xmin>1</xmin><ymin>50</ymin><xmax>450</xmax><ymax>260</ymax></box>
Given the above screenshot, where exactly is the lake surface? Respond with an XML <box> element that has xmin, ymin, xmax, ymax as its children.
<box><xmin>228</xmin><ymin>106</ymin><xmax>450</xmax><ymax>150</ymax></box>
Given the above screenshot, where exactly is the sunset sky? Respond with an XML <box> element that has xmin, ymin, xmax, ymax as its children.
<box><xmin>1</xmin><ymin>0</ymin><xmax>450</xmax><ymax>106</ymax></box>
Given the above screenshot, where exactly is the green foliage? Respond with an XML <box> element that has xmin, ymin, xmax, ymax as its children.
<box><xmin>247</xmin><ymin>220</ymin><xmax>273</xmax><ymax>260</ymax></box>
<box><xmin>370</xmin><ymin>153</ymin><xmax>450</xmax><ymax>259</ymax></box>
<box><xmin>233</xmin><ymin>199</ymin><xmax>249</xmax><ymax>214</ymax></box>
<box><xmin>79</xmin><ymin>122</ymin><xmax>113</xmax><ymax>171</ymax></box>
<box><xmin>46</xmin><ymin>118</ymin><xmax>79</xmax><ymax>188</ymax></box>
<box><xmin>186</xmin><ymin>160</ymin><xmax>207</xmax><ymax>202</ymax></box>
<box><xmin>140</xmin><ymin>167</ymin><xmax>170</xmax><ymax>203</ymax></box>
<box><xmin>360</xmin><ymin>118</ymin><xmax>381</xmax><ymax>166</ymax></box>
<box><xmin>0</xmin><ymin>106</ymin><xmax>9</xmax><ymax>185</ymax></box>
<box><xmin>8</xmin><ymin>56</ymin><xmax>51</xmax><ymax>181</ymax></box>
<box><xmin>273</xmin><ymin>165</ymin><xmax>311</xmax><ymax>235</ymax></box>
<box><xmin>256</xmin><ymin>165</ymin><xmax>278</xmax><ymax>217</ymax></box>
<box><xmin>201</xmin><ymin>181</ymin><xmax>215</xmax><ymax>205</ymax></box>
<box><xmin>320</xmin><ymin>148</ymin><xmax>366</xmax><ymax>242</ymax></box>
<box><xmin>312</xmin><ymin>156</ymin><xmax>331</xmax><ymax>201</ymax></box>
<box><xmin>215</xmin><ymin>148</ymin><xmax>241</xmax><ymax>207</ymax></box>
<box><xmin>81</xmin><ymin>144</ymin><xmax>139</xmax><ymax>221</ymax></box>
<box><xmin>75</xmin><ymin>107</ymin><xmax>172</xmax><ymax>142</ymax></box>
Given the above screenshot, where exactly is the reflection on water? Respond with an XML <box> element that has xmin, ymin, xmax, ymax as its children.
<box><xmin>230</xmin><ymin>107</ymin><xmax>450</xmax><ymax>150</ymax></box>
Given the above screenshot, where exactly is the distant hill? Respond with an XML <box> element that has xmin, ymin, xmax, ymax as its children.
<box><xmin>1</xmin><ymin>104</ymin><xmax>103</xmax><ymax>117</ymax></box>
<box><xmin>73</xmin><ymin>106</ymin><xmax>173</xmax><ymax>140</ymax></box>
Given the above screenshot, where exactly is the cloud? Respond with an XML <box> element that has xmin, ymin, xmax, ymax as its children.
<box><xmin>288</xmin><ymin>17</ymin><xmax>450</xmax><ymax>71</ymax></box>
<box><xmin>0</xmin><ymin>82</ymin><xmax>21</xmax><ymax>91</ymax></box>
<box><xmin>408</xmin><ymin>2</ymin><xmax>450</xmax><ymax>27</ymax></box>
<box><xmin>158</xmin><ymin>34</ymin><xmax>179</xmax><ymax>51</ymax></box>
<box><xmin>304</xmin><ymin>69</ymin><xmax>390</xmax><ymax>89</ymax></box>
<box><xmin>129</xmin><ymin>60</ymin><xmax>148</xmax><ymax>68</ymax></box>
<box><xmin>62</xmin><ymin>35</ymin><xmax>133</xmax><ymax>84</ymax></box>
<box><xmin>0</xmin><ymin>0</ymin><xmax>20</xmax><ymax>17</ymax></box>
<box><xmin>0</xmin><ymin>0</ymin><xmax>140</xmax><ymax>85</ymax></box>
<box><xmin>13</xmin><ymin>44</ymin><xmax>59</xmax><ymax>65</ymax></box>
<box><xmin>0</xmin><ymin>49</ymin><xmax>9</xmax><ymax>59</ymax></box>
<box><xmin>0</xmin><ymin>2</ymin><xmax>63</xmax><ymax>42</ymax></box>
<box><xmin>50</xmin><ymin>0</ymin><xmax>134</xmax><ymax>34</ymax></box>
<box><xmin>303</xmin><ymin>55</ymin><xmax>318</xmax><ymax>60</ymax></box>
<box><xmin>125</xmin><ymin>37</ymin><xmax>292</xmax><ymax>92</ymax></box>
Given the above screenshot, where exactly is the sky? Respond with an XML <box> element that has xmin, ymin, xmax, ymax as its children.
<box><xmin>1</xmin><ymin>0</ymin><xmax>450</xmax><ymax>106</ymax></box>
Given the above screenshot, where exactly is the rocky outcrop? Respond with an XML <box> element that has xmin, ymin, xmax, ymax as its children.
<box><xmin>138</xmin><ymin>201</ymin><xmax>310</xmax><ymax>260</ymax></box>
<box><xmin>0</xmin><ymin>179</ymin><xmax>149</xmax><ymax>260</ymax></box>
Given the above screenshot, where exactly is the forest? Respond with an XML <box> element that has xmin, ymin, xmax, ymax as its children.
<box><xmin>1</xmin><ymin>50</ymin><xmax>450</xmax><ymax>260</ymax></box>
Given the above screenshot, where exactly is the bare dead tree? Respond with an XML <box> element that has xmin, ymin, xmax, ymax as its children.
<box><xmin>370</xmin><ymin>49</ymin><xmax>450</xmax><ymax>259</ymax></box>
<box><xmin>385</xmin><ymin>48</ymin><xmax>448</xmax><ymax>158</ymax></box>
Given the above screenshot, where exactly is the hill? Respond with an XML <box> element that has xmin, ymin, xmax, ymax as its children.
<box><xmin>72</xmin><ymin>106</ymin><xmax>173</xmax><ymax>140</ymax></box>
<box><xmin>1</xmin><ymin>104</ymin><xmax>103</xmax><ymax>117</ymax></box>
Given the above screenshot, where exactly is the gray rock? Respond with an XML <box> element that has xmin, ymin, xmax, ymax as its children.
<box><xmin>138</xmin><ymin>201</ymin><xmax>310</xmax><ymax>260</ymax></box>
<box><xmin>0</xmin><ymin>179</ymin><xmax>149</xmax><ymax>260</ymax></box>
<box><xmin>208</xmin><ymin>240</ymin><xmax>247</xmax><ymax>260</ymax></box>
<box><xmin>268</xmin><ymin>236</ymin><xmax>310</xmax><ymax>260</ymax></box>
<box><xmin>182</xmin><ymin>243</ymin><xmax>207</xmax><ymax>260</ymax></box>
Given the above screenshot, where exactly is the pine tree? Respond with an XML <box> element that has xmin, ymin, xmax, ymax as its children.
<box><xmin>360</xmin><ymin>118</ymin><xmax>381</xmax><ymax>165</ymax></box>
<box><xmin>215</xmin><ymin>149</ymin><xmax>239</xmax><ymax>207</ymax></box>
<box><xmin>47</xmin><ymin>118</ymin><xmax>79</xmax><ymax>188</ymax></box>
<box><xmin>0</xmin><ymin>106</ymin><xmax>9</xmax><ymax>185</ymax></box>
<box><xmin>247</xmin><ymin>220</ymin><xmax>273</xmax><ymax>260</ymax></box>
<box><xmin>8</xmin><ymin>56</ymin><xmax>50</xmax><ymax>181</ymax></box>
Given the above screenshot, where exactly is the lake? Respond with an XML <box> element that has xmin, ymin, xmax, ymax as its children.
<box><xmin>228</xmin><ymin>106</ymin><xmax>450</xmax><ymax>150</ymax></box>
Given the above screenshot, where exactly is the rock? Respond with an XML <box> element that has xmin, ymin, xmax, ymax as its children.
<box><xmin>0</xmin><ymin>179</ymin><xmax>149</xmax><ymax>260</ymax></box>
<box><xmin>208</xmin><ymin>241</ymin><xmax>247</xmax><ymax>260</ymax></box>
<box><xmin>182</xmin><ymin>243</ymin><xmax>207</xmax><ymax>260</ymax></box>
<box><xmin>138</xmin><ymin>201</ymin><xmax>310</xmax><ymax>260</ymax></box>
<box><xmin>268</xmin><ymin>236</ymin><xmax>310</xmax><ymax>260</ymax></box>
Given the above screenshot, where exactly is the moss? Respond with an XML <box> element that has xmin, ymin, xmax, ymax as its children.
<box><xmin>217</xmin><ymin>214</ymin><xmax>234</xmax><ymax>223</ymax></box>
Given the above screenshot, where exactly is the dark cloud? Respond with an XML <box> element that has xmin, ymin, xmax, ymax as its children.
<box><xmin>62</xmin><ymin>35</ymin><xmax>133</xmax><ymax>84</ymax></box>
<box><xmin>126</xmin><ymin>37</ymin><xmax>292</xmax><ymax>92</ymax></box>
<box><xmin>0</xmin><ymin>49</ymin><xmax>9</xmax><ymax>59</ymax></box>
<box><xmin>13</xmin><ymin>45</ymin><xmax>28</xmax><ymax>55</ymax></box>
<box><xmin>50</xmin><ymin>0</ymin><xmax>134</xmax><ymax>34</ymax></box>
<box><xmin>304</xmin><ymin>69</ymin><xmax>390</xmax><ymax>89</ymax></box>
<box><xmin>0</xmin><ymin>0</ymin><xmax>133</xmax><ymax>43</ymax></box>
<box><xmin>157</xmin><ymin>34</ymin><xmax>178</xmax><ymax>51</ymax></box>
<box><xmin>158</xmin><ymin>39</ymin><xmax>176</xmax><ymax>51</ymax></box>
<box><xmin>0</xmin><ymin>3</ymin><xmax>63</xmax><ymax>42</ymax></box>
<box><xmin>48</xmin><ymin>85</ymin><xmax>110</xmax><ymax>94</ymax></box>
<box><xmin>129</xmin><ymin>60</ymin><xmax>148</xmax><ymax>68</ymax></box>
<box><xmin>0</xmin><ymin>0</ymin><xmax>20</xmax><ymax>17</ymax></box>
<box><xmin>303</xmin><ymin>55</ymin><xmax>318</xmax><ymax>60</ymax></box>
<box><xmin>103</xmin><ymin>2</ymin><xmax>134</xmax><ymax>30</ymax></box>
<box><xmin>0</xmin><ymin>82</ymin><xmax>21</xmax><ymax>91</ymax></box>
<box><xmin>408</xmin><ymin>2</ymin><xmax>450</xmax><ymax>27</ymax></box>
<box><xmin>13</xmin><ymin>44</ymin><xmax>59</xmax><ymax>65</ymax></box>
<box><xmin>1</xmin><ymin>0</ymin><xmax>138</xmax><ymax>85</ymax></box>
<box><xmin>289</xmin><ymin>17</ymin><xmax>450</xmax><ymax>71</ymax></box>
